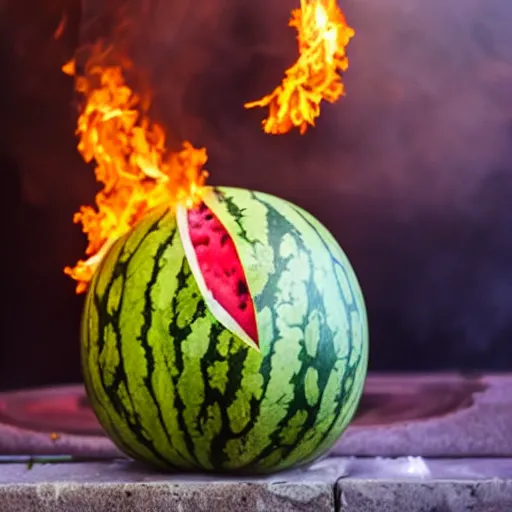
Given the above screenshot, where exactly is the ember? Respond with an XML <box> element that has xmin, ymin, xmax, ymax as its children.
<box><xmin>62</xmin><ymin>46</ymin><xmax>208</xmax><ymax>293</ymax></box>
<box><xmin>245</xmin><ymin>0</ymin><xmax>355</xmax><ymax>135</ymax></box>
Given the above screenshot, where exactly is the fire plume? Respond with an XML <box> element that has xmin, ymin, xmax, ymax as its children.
<box><xmin>245</xmin><ymin>0</ymin><xmax>355</xmax><ymax>135</ymax></box>
<box><xmin>63</xmin><ymin>49</ymin><xmax>208</xmax><ymax>294</ymax></box>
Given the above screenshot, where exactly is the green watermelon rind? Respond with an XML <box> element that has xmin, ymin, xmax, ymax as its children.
<box><xmin>81</xmin><ymin>186</ymin><xmax>369</xmax><ymax>474</ymax></box>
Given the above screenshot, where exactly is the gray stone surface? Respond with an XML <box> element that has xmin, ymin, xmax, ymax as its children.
<box><xmin>338</xmin><ymin>481</ymin><xmax>512</xmax><ymax>512</ymax></box>
<box><xmin>0</xmin><ymin>385</ymin><xmax>122</xmax><ymax>459</ymax></box>
<box><xmin>338</xmin><ymin>458</ymin><xmax>512</xmax><ymax>511</ymax></box>
<box><xmin>334</xmin><ymin>373</ymin><xmax>512</xmax><ymax>457</ymax></box>
<box><xmin>0</xmin><ymin>458</ymin><xmax>340</xmax><ymax>512</ymax></box>
<box><xmin>1</xmin><ymin>374</ymin><xmax>511</xmax><ymax>458</ymax></box>
<box><xmin>2</xmin><ymin>457</ymin><xmax>512</xmax><ymax>511</ymax></box>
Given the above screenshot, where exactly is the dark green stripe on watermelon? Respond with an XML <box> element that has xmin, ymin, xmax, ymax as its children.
<box><xmin>285</xmin><ymin>201</ymin><xmax>366</xmax><ymax>462</ymax></box>
<box><xmin>84</xmin><ymin>210</ymin><xmax>182</xmax><ymax>468</ymax></box>
<box><xmin>205</xmin><ymin>189</ymin><xmax>367</xmax><ymax>470</ymax></box>
<box><xmin>225</xmin><ymin>193</ymin><xmax>363</xmax><ymax>469</ymax></box>
<box><xmin>81</xmin><ymin>187</ymin><xmax>368</xmax><ymax>474</ymax></box>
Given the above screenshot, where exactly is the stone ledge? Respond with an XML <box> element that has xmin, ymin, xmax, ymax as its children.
<box><xmin>0</xmin><ymin>458</ymin><xmax>340</xmax><ymax>512</ymax></box>
<box><xmin>339</xmin><ymin>458</ymin><xmax>512</xmax><ymax>512</ymax></box>
<box><xmin>338</xmin><ymin>480</ymin><xmax>512</xmax><ymax>512</ymax></box>
<box><xmin>1</xmin><ymin>458</ymin><xmax>512</xmax><ymax>511</ymax></box>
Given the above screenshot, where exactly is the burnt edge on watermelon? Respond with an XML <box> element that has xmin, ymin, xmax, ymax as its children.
<box><xmin>187</xmin><ymin>202</ymin><xmax>259</xmax><ymax>345</ymax></box>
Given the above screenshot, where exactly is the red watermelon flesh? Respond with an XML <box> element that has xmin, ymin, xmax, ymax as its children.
<box><xmin>187</xmin><ymin>203</ymin><xmax>258</xmax><ymax>345</ymax></box>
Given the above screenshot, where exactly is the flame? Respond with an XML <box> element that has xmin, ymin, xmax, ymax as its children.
<box><xmin>53</xmin><ymin>14</ymin><xmax>67</xmax><ymax>41</ymax></box>
<box><xmin>245</xmin><ymin>0</ymin><xmax>355</xmax><ymax>135</ymax></box>
<box><xmin>63</xmin><ymin>48</ymin><xmax>208</xmax><ymax>293</ymax></box>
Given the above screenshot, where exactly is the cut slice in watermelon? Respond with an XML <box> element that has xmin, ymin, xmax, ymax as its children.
<box><xmin>177</xmin><ymin>202</ymin><xmax>259</xmax><ymax>348</ymax></box>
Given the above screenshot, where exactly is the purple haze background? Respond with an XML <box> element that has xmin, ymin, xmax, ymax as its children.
<box><xmin>0</xmin><ymin>0</ymin><xmax>511</xmax><ymax>388</ymax></box>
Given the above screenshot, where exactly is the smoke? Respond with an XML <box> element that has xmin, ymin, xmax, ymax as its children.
<box><xmin>75</xmin><ymin>0</ymin><xmax>512</xmax><ymax>207</ymax></box>
<box><xmin>1</xmin><ymin>0</ymin><xmax>512</xmax><ymax>389</ymax></box>
<box><xmin>0</xmin><ymin>0</ymin><xmax>91</xmax><ymax>208</ymax></box>
<box><xmin>78</xmin><ymin>0</ymin><xmax>512</xmax><ymax>368</ymax></box>
<box><xmin>111</xmin><ymin>0</ymin><xmax>512</xmax><ymax>208</ymax></box>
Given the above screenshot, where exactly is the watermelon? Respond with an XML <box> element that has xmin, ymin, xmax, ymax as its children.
<box><xmin>81</xmin><ymin>186</ymin><xmax>369</xmax><ymax>474</ymax></box>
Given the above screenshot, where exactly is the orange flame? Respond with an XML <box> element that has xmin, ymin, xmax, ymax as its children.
<box><xmin>63</xmin><ymin>48</ymin><xmax>208</xmax><ymax>293</ymax></box>
<box><xmin>245</xmin><ymin>0</ymin><xmax>355</xmax><ymax>135</ymax></box>
<box><xmin>53</xmin><ymin>14</ymin><xmax>67</xmax><ymax>41</ymax></box>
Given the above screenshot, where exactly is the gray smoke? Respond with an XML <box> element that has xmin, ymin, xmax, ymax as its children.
<box><xmin>120</xmin><ymin>0</ymin><xmax>512</xmax><ymax>210</ymax></box>
<box><xmin>78</xmin><ymin>0</ymin><xmax>512</xmax><ymax>367</ymax></box>
<box><xmin>1</xmin><ymin>0</ymin><xmax>512</xmax><ymax>384</ymax></box>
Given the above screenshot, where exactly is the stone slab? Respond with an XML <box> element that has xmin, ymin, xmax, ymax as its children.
<box><xmin>0</xmin><ymin>457</ymin><xmax>340</xmax><ymax>512</ymax></box>
<box><xmin>333</xmin><ymin>373</ymin><xmax>512</xmax><ymax>457</ymax></box>
<box><xmin>1</xmin><ymin>373</ymin><xmax>511</xmax><ymax>458</ymax></box>
<box><xmin>337</xmin><ymin>458</ymin><xmax>512</xmax><ymax>511</ymax></box>
<box><xmin>2</xmin><ymin>458</ymin><xmax>512</xmax><ymax>511</ymax></box>
<box><xmin>338</xmin><ymin>480</ymin><xmax>512</xmax><ymax>512</ymax></box>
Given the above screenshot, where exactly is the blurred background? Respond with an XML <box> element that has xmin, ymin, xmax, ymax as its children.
<box><xmin>1</xmin><ymin>0</ymin><xmax>512</xmax><ymax>391</ymax></box>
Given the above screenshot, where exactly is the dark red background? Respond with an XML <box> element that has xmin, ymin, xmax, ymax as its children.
<box><xmin>1</xmin><ymin>0</ymin><xmax>512</xmax><ymax>390</ymax></box>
